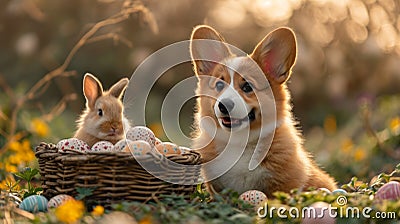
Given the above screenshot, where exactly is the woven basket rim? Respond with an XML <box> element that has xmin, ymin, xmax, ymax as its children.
<box><xmin>35</xmin><ymin>141</ymin><xmax>200</xmax><ymax>159</ymax></box>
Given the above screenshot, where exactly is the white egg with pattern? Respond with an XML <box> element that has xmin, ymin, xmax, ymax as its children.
<box><xmin>47</xmin><ymin>194</ymin><xmax>74</xmax><ymax>209</ymax></box>
<box><xmin>56</xmin><ymin>138</ymin><xmax>90</xmax><ymax>153</ymax></box>
<box><xmin>239</xmin><ymin>190</ymin><xmax>267</xmax><ymax>206</ymax></box>
<box><xmin>126</xmin><ymin>126</ymin><xmax>156</xmax><ymax>148</ymax></box>
<box><xmin>90</xmin><ymin>141</ymin><xmax>114</xmax><ymax>152</ymax></box>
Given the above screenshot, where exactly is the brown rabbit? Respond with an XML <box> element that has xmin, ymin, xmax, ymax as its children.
<box><xmin>74</xmin><ymin>73</ymin><xmax>130</xmax><ymax>147</ymax></box>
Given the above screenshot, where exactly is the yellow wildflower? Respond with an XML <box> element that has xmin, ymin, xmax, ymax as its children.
<box><xmin>91</xmin><ymin>205</ymin><xmax>104</xmax><ymax>216</ymax></box>
<box><xmin>55</xmin><ymin>200</ymin><xmax>85</xmax><ymax>224</ymax></box>
<box><xmin>389</xmin><ymin>117</ymin><xmax>400</xmax><ymax>135</ymax></box>
<box><xmin>5</xmin><ymin>163</ymin><xmax>18</xmax><ymax>173</ymax></box>
<box><xmin>354</xmin><ymin>147</ymin><xmax>367</xmax><ymax>161</ymax></box>
<box><xmin>7</xmin><ymin>139</ymin><xmax>35</xmax><ymax>166</ymax></box>
<box><xmin>8</xmin><ymin>141</ymin><xmax>21</xmax><ymax>152</ymax></box>
<box><xmin>323</xmin><ymin>115</ymin><xmax>337</xmax><ymax>135</ymax></box>
<box><xmin>24</xmin><ymin>150</ymin><xmax>35</xmax><ymax>163</ymax></box>
<box><xmin>31</xmin><ymin>118</ymin><xmax>49</xmax><ymax>137</ymax></box>
<box><xmin>7</xmin><ymin>153</ymin><xmax>23</xmax><ymax>165</ymax></box>
<box><xmin>340</xmin><ymin>138</ymin><xmax>353</xmax><ymax>154</ymax></box>
<box><xmin>0</xmin><ymin>177</ymin><xmax>19</xmax><ymax>191</ymax></box>
<box><xmin>0</xmin><ymin>179</ymin><xmax>10</xmax><ymax>190</ymax></box>
<box><xmin>8</xmin><ymin>139</ymin><xmax>31</xmax><ymax>152</ymax></box>
<box><xmin>21</xmin><ymin>139</ymin><xmax>31</xmax><ymax>151</ymax></box>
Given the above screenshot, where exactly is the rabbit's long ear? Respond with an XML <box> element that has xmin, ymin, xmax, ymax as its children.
<box><xmin>83</xmin><ymin>73</ymin><xmax>103</xmax><ymax>109</ymax></box>
<box><xmin>109</xmin><ymin>78</ymin><xmax>129</xmax><ymax>99</ymax></box>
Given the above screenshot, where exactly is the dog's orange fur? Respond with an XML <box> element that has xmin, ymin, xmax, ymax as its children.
<box><xmin>190</xmin><ymin>25</ymin><xmax>336</xmax><ymax>196</ymax></box>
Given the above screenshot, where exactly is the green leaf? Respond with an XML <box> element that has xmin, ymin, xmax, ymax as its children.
<box><xmin>75</xmin><ymin>187</ymin><xmax>96</xmax><ymax>200</ymax></box>
<box><xmin>14</xmin><ymin>167</ymin><xmax>39</xmax><ymax>182</ymax></box>
<box><xmin>396</xmin><ymin>163</ymin><xmax>400</xmax><ymax>171</ymax></box>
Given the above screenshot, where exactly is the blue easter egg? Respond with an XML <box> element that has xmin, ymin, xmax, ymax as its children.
<box><xmin>19</xmin><ymin>195</ymin><xmax>48</xmax><ymax>213</ymax></box>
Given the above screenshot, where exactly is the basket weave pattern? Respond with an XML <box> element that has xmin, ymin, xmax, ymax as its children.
<box><xmin>35</xmin><ymin>143</ymin><xmax>201</xmax><ymax>205</ymax></box>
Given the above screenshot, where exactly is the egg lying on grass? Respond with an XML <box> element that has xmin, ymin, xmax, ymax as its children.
<box><xmin>19</xmin><ymin>195</ymin><xmax>48</xmax><ymax>213</ymax></box>
<box><xmin>302</xmin><ymin>201</ymin><xmax>335</xmax><ymax>224</ymax></box>
<box><xmin>375</xmin><ymin>181</ymin><xmax>400</xmax><ymax>201</ymax></box>
<box><xmin>239</xmin><ymin>190</ymin><xmax>267</xmax><ymax>206</ymax></box>
<box><xmin>47</xmin><ymin>194</ymin><xmax>75</xmax><ymax>209</ymax></box>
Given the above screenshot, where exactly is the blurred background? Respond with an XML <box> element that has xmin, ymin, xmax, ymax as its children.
<box><xmin>0</xmin><ymin>0</ymin><xmax>399</xmax><ymax>185</ymax></box>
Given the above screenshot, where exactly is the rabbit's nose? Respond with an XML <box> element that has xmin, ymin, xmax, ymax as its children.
<box><xmin>110</xmin><ymin>122</ymin><xmax>121</xmax><ymax>132</ymax></box>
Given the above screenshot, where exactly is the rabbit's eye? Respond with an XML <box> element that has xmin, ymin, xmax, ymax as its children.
<box><xmin>97</xmin><ymin>109</ymin><xmax>103</xmax><ymax>116</ymax></box>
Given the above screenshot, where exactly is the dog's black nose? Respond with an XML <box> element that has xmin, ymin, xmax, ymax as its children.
<box><xmin>218</xmin><ymin>99</ymin><xmax>234</xmax><ymax>114</ymax></box>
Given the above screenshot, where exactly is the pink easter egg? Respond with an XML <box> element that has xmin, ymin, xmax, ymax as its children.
<box><xmin>155</xmin><ymin>142</ymin><xmax>181</xmax><ymax>155</ymax></box>
<box><xmin>302</xmin><ymin>202</ymin><xmax>335</xmax><ymax>224</ymax></box>
<box><xmin>56</xmin><ymin>138</ymin><xmax>90</xmax><ymax>153</ymax></box>
<box><xmin>375</xmin><ymin>181</ymin><xmax>400</xmax><ymax>201</ymax></box>
<box><xmin>239</xmin><ymin>190</ymin><xmax>267</xmax><ymax>206</ymax></box>
<box><xmin>126</xmin><ymin>126</ymin><xmax>156</xmax><ymax>148</ymax></box>
<box><xmin>90</xmin><ymin>141</ymin><xmax>114</xmax><ymax>152</ymax></box>
<box><xmin>47</xmin><ymin>194</ymin><xmax>74</xmax><ymax>209</ymax></box>
<box><xmin>125</xmin><ymin>140</ymin><xmax>151</xmax><ymax>156</ymax></box>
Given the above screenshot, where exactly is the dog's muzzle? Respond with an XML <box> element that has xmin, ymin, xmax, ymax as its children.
<box><xmin>219</xmin><ymin>108</ymin><xmax>256</xmax><ymax>129</ymax></box>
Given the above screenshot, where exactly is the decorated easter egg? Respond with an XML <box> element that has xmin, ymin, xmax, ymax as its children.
<box><xmin>318</xmin><ymin>188</ymin><xmax>331</xmax><ymax>194</ymax></box>
<box><xmin>156</xmin><ymin>142</ymin><xmax>181</xmax><ymax>155</ymax></box>
<box><xmin>126</xmin><ymin>126</ymin><xmax>156</xmax><ymax>148</ymax></box>
<box><xmin>114</xmin><ymin>139</ymin><xmax>133</xmax><ymax>152</ymax></box>
<box><xmin>179</xmin><ymin>146</ymin><xmax>191</xmax><ymax>154</ymax></box>
<box><xmin>332</xmin><ymin>189</ymin><xmax>347</xmax><ymax>195</ymax></box>
<box><xmin>302</xmin><ymin>202</ymin><xmax>335</xmax><ymax>224</ymax></box>
<box><xmin>57</xmin><ymin>138</ymin><xmax>90</xmax><ymax>153</ymax></box>
<box><xmin>7</xmin><ymin>192</ymin><xmax>22</xmax><ymax>206</ymax></box>
<box><xmin>239</xmin><ymin>190</ymin><xmax>267</xmax><ymax>206</ymax></box>
<box><xmin>125</xmin><ymin>140</ymin><xmax>152</xmax><ymax>156</ymax></box>
<box><xmin>19</xmin><ymin>195</ymin><xmax>48</xmax><ymax>213</ymax></box>
<box><xmin>47</xmin><ymin>194</ymin><xmax>74</xmax><ymax>209</ymax></box>
<box><xmin>90</xmin><ymin>141</ymin><xmax>114</xmax><ymax>152</ymax></box>
<box><xmin>155</xmin><ymin>137</ymin><xmax>162</xmax><ymax>146</ymax></box>
<box><xmin>375</xmin><ymin>181</ymin><xmax>400</xmax><ymax>201</ymax></box>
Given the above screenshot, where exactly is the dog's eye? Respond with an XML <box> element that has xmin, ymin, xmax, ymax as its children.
<box><xmin>215</xmin><ymin>81</ymin><xmax>225</xmax><ymax>92</ymax></box>
<box><xmin>97</xmin><ymin>109</ymin><xmax>103</xmax><ymax>116</ymax></box>
<box><xmin>241</xmin><ymin>82</ymin><xmax>253</xmax><ymax>93</ymax></box>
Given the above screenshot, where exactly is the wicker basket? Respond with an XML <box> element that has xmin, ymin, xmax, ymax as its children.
<box><xmin>35</xmin><ymin>142</ymin><xmax>201</xmax><ymax>205</ymax></box>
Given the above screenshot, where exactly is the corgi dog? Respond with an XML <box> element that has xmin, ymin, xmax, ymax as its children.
<box><xmin>189</xmin><ymin>25</ymin><xmax>336</xmax><ymax>196</ymax></box>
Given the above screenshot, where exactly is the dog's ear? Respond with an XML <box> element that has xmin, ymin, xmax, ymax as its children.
<box><xmin>190</xmin><ymin>25</ymin><xmax>232</xmax><ymax>76</ymax></box>
<box><xmin>251</xmin><ymin>27</ymin><xmax>297</xmax><ymax>84</ymax></box>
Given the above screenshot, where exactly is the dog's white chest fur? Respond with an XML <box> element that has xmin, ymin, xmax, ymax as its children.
<box><xmin>211</xmin><ymin>142</ymin><xmax>271</xmax><ymax>194</ymax></box>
